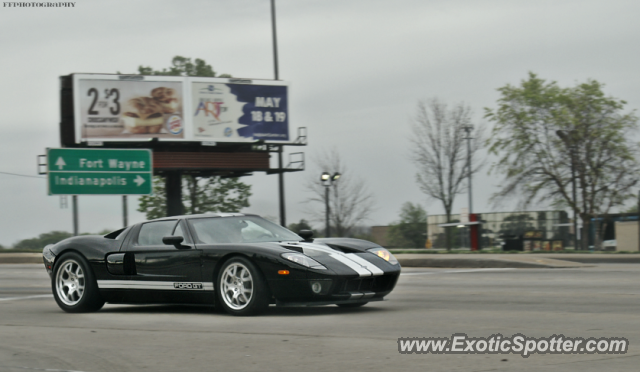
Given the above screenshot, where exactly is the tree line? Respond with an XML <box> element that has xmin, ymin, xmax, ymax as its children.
<box><xmin>131</xmin><ymin>58</ymin><xmax>640</xmax><ymax>250</ymax></box>
<box><xmin>394</xmin><ymin>72</ymin><xmax>639</xmax><ymax>249</ymax></box>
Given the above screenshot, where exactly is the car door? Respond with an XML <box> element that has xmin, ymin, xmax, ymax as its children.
<box><xmin>120</xmin><ymin>219</ymin><xmax>210</xmax><ymax>304</ymax></box>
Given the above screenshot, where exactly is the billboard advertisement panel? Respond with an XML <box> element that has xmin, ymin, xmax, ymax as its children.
<box><xmin>191</xmin><ymin>81</ymin><xmax>288</xmax><ymax>141</ymax></box>
<box><xmin>72</xmin><ymin>74</ymin><xmax>289</xmax><ymax>144</ymax></box>
<box><xmin>75</xmin><ymin>75</ymin><xmax>185</xmax><ymax>141</ymax></box>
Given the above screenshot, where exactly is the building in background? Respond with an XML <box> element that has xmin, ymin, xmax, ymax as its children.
<box><xmin>427</xmin><ymin>211</ymin><xmax>571</xmax><ymax>250</ymax></box>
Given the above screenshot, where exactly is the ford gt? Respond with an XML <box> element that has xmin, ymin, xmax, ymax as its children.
<box><xmin>42</xmin><ymin>213</ymin><xmax>401</xmax><ymax>315</ymax></box>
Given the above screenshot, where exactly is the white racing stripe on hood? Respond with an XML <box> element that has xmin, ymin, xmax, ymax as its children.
<box><xmin>328</xmin><ymin>253</ymin><xmax>372</xmax><ymax>277</ymax></box>
<box><xmin>345</xmin><ymin>253</ymin><xmax>384</xmax><ymax>276</ymax></box>
<box><xmin>282</xmin><ymin>242</ymin><xmax>384</xmax><ymax>277</ymax></box>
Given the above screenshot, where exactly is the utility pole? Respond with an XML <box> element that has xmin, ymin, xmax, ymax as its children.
<box><xmin>556</xmin><ymin>130</ymin><xmax>579</xmax><ymax>250</ymax></box>
<box><xmin>271</xmin><ymin>0</ymin><xmax>286</xmax><ymax>227</ymax></box>
<box><xmin>462</xmin><ymin>125</ymin><xmax>474</xmax><ymax>213</ymax></box>
<box><xmin>462</xmin><ymin>125</ymin><xmax>479</xmax><ymax>250</ymax></box>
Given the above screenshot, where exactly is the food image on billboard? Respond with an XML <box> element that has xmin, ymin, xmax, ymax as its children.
<box><xmin>191</xmin><ymin>80</ymin><xmax>289</xmax><ymax>142</ymax></box>
<box><xmin>71</xmin><ymin>74</ymin><xmax>290</xmax><ymax>143</ymax></box>
<box><xmin>76</xmin><ymin>76</ymin><xmax>185</xmax><ymax>140</ymax></box>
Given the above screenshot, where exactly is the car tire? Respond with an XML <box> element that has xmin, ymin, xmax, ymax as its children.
<box><xmin>216</xmin><ymin>256</ymin><xmax>269</xmax><ymax>316</ymax></box>
<box><xmin>52</xmin><ymin>252</ymin><xmax>104</xmax><ymax>313</ymax></box>
<box><xmin>337</xmin><ymin>302</ymin><xmax>368</xmax><ymax>308</ymax></box>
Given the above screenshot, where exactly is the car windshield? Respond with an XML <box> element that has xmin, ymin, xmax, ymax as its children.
<box><xmin>188</xmin><ymin>216</ymin><xmax>302</xmax><ymax>244</ymax></box>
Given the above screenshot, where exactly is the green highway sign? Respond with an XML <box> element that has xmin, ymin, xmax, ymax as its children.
<box><xmin>47</xmin><ymin>148</ymin><xmax>153</xmax><ymax>195</ymax></box>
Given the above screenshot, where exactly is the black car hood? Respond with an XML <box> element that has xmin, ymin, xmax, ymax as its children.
<box><xmin>278</xmin><ymin>241</ymin><xmax>397</xmax><ymax>277</ymax></box>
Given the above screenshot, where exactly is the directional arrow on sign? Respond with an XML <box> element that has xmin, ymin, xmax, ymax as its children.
<box><xmin>55</xmin><ymin>157</ymin><xmax>66</xmax><ymax>170</ymax></box>
<box><xmin>134</xmin><ymin>175</ymin><xmax>146</xmax><ymax>187</ymax></box>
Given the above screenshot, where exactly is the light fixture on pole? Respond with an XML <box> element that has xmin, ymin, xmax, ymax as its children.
<box><xmin>556</xmin><ymin>130</ymin><xmax>579</xmax><ymax>251</ymax></box>
<box><xmin>320</xmin><ymin>172</ymin><xmax>341</xmax><ymax>237</ymax></box>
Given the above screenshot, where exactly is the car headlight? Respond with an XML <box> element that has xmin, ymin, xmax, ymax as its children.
<box><xmin>281</xmin><ymin>253</ymin><xmax>327</xmax><ymax>270</ymax></box>
<box><xmin>367</xmin><ymin>247</ymin><xmax>399</xmax><ymax>265</ymax></box>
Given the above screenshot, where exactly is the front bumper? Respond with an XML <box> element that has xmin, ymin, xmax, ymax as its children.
<box><xmin>276</xmin><ymin>296</ymin><xmax>386</xmax><ymax>307</ymax></box>
<box><xmin>42</xmin><ymin>245</ymin><xmax>56</xmax><ymax>278</ymax></box>
<box><xmin>267</xmin><ymin>271</ymin><xmax>400</xmax><ymax>305</ymax></box>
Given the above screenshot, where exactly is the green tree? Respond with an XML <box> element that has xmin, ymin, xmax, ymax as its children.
<box><xmin>13</xmin><ymin>231</ymin><xmax>73</xmax><ymax>250</ymax></box>
<box><xmin>134</xmin><ymin>56</ymin><xmax>232</xmax><ymax>78</ymax></box>
<box><xmin>138</xmin><ymin>175</ymin><xmax>252</xmax><ymax>220</ymax></box>
<box><xmin>486</xmin><ymin>73</ymin><xmax>640</xmax><ymax>249</ymax></box>
<box><xmin>386</xmin><ymin>202</ymin><xmax>427</xmax><ymax>248</ymax></box>
<box><xmin>133</xmin><ymin>56</ymin><xmax>251</xmax><ymax>220</ymax></box>
<box><xmin>138</xmin><ymin>177</ymin><xmax>167</xmax><ymax>220</ymax></box>
<box><xmin>287</xmin><ymin>219</ymin><xmax>317</xmax><ymax>236</ymax></box>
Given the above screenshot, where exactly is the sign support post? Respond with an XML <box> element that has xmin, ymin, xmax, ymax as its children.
<box><xmin>123</xmin><ymin>195</ymin><xmax>128</xmax><ymax>228</ymax></box>
<box><xmin>72</xmin><ymin>195</ymin><xmax>78</xmax><ymax>236</ymax></box>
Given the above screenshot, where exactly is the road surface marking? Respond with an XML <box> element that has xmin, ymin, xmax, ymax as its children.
<box><xmin>0</xmin><ymin>294</ymin><xmax>53</xmax><ymax>301</ymax></box>
<box><xmin>401</xmin><ymin>268</ymin><xmax>515</xmax><ymax>276</ymax></box>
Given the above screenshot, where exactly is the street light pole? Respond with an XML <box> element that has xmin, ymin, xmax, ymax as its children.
<box><xmin>321</xmin><ymin>172</ymin><xmax>341</xmax><ymax>237</ymax></box>
<box><xmin>325</xmin><ymin>186</ymin><xmax>330</xmax><ymax>238</ymax></box>
<box><xmin>270</xmin><ymin>0</ymin><xmax>279</xmax><ymax>81</ymax></box>
<box><xmin>556</xmin><ymin>130</ymin><xmax>579</xmax><ymax>251</ymax></box>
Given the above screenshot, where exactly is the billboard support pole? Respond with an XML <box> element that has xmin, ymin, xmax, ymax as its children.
<box><xmin>166</xmin><ymin>171</ymin><xmax>183</xmax><ymax>217</ymax></box>
<box><xmin>72</xmin><ymin>195</ymin><xmax>78</xmax><ymax>236</ymax></box>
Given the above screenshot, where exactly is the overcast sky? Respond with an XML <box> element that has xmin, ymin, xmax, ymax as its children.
<box><xmin>1</xmin><ymin>0</ymin><xmax>639</xmax><ymax>247</ymax></box>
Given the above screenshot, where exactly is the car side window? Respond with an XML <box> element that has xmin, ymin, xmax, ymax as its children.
<box><xmin>189</xmin><ymin>218</ymin><xmax>247</xmax><ymax>244</ymax></box>
<box><xmin>173</xmin><ymin>223</ymin><xmax>182</xmax><ymax>237</ymax></box>
<box><xmin>241</xmin><ymin>220</ymin><xmax>276</xmax><ymax>241</ymax></box>
<box><xmin>136</xmin><ymin>220</ymin><xmax>178</xmax><ymax>246</ymax></box>
<box><xmin>173</xmin><ymin>222</ymin><xmax>185</xmax><ymax>238</ymax></box>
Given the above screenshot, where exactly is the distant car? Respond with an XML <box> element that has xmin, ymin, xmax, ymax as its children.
<box><xmin>42</xmin><ymin>213</ymin><xmax>401</xmax><ymax>315</ymax></box>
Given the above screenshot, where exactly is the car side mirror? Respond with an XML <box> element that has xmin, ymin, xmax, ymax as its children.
<box><xmin>299</xmin><ymin>230</ymin><xmax>314</xmax><ymax>242</ymax></box>
<box><xmin>163</xmin><ymin>236</ymin><xmax>187</xmax><ymax>249</ymax></box>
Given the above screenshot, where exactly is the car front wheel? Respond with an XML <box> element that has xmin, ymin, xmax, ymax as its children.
<box><xmin>52</xmin><ymin>252</ymin><xmax>104</xmax><ymax>313</ymax></box>
<box><xmin>216</xmin><ymin>257</ymin><xmax>269</xmax><ymax>316</ymax></box>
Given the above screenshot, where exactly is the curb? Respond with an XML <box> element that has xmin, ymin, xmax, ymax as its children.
<box><xmin>396</xmin><ymin>256</ymin><xmax>591</xmax><ymax>269</ymax></box>
<box><xmin>0</xmin><ymin>253</ymin><xmax>42</xmax><ymax>264</ymax></box>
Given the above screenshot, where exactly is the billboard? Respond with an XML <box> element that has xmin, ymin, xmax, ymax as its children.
<box><xmin>72</xmin><ymin>74</ymin><xmax>289</xmax><ymax>143</ymax></box>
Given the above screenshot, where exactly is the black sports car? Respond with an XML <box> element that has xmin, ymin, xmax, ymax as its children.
<box><xmin>42</xmin><ymin>213</ymin><xmax>401</xmax><ymax>315</ymax></box>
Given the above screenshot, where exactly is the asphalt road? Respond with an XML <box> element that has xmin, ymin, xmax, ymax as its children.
<box><xmin>1</xmin><ymin>264</ymin><xmax>639</xmax><ymax>372</ymax></box>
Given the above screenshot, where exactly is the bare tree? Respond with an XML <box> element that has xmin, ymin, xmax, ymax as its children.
<box><xmin>306</xmin><ymin>149</ymin><xmax>375</xmax><ymax>237</ymax></box>
<box><xmin>409</xmin><ymin>98</ymin><xmax>484</xmax><ymax>249</ymax></box>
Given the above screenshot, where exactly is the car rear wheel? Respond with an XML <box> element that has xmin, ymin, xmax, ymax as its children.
<box><xmin>216</xmin><ymin>257</ymin><xmax>269</xmax><ymax>316</ymax></box>
<box><xmin>52</xmin><ymin>252</ymin><xmax>104</xmax><ymax>313</ymax></box>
